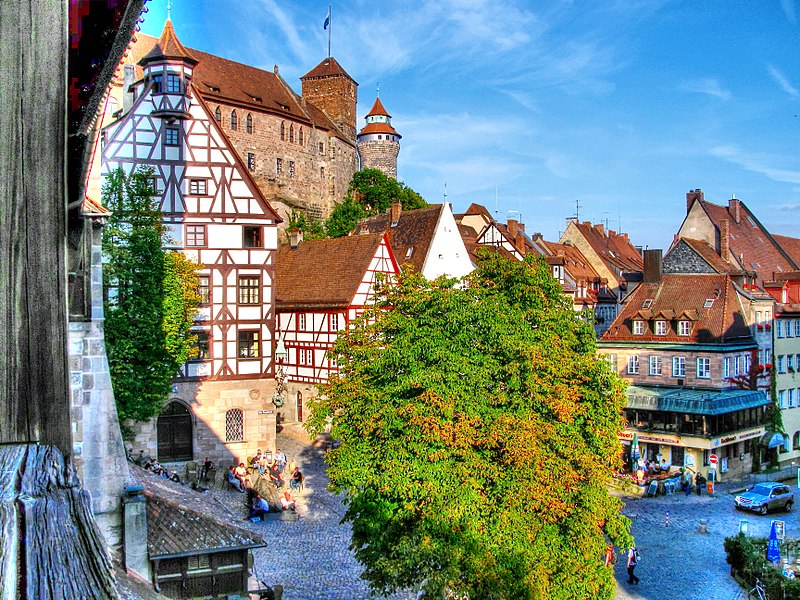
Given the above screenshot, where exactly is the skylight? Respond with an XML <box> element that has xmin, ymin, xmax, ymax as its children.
<box><xmin>642</xmin><ymin>299</ymin><xmax>653</xmax><ymax>308</ymax></box>
<box><xmin>703</xmin><ymin>298</ymin><xmax>715</xmax><ymax>308</ymax></box>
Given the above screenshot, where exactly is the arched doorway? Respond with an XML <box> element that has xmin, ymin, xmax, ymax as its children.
<box><xmin>157</xmin><ymin>401</ymin><xmax>193</xmax><ymax>461</ymax></box>
<box><xmin>296</xmin><ymin>391</ymin><xmax>303</xmax><ymax>422</ymax></box>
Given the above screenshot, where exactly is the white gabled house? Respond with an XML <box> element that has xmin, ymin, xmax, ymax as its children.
<box><xmin>274</xmin><ymin>231</ymin><xmax>400</xmax><ymax>421</ymax></box>
<box><xmin>101</xmin><ymin>20</ymin><xmax>282</xmax><ymax>466</ymax></box>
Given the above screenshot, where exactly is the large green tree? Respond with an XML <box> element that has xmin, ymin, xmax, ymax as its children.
<box><xmin>325</xmin><ymin>168</ymin><xmax>427</xmax><ymax>237</ymax></box>
<box><xmin>308</xmin><ymin>251</ymin><xmax>632</xmax><ymax>599</ymax></box>
<box><xmin>102</xmin><ymin>167</ymin><xmax>201</xmax><ymax>424</ymax></box>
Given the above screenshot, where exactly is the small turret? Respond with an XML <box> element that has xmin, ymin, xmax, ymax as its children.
<box><xmin>356</xmin><ymin>96</ymin><xmax>401</xmax><ymax>179</ymax></box>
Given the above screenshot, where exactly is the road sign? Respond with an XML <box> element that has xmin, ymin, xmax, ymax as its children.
<box><xmin>709</xmin><ymin>454</ymin><xmax>718</xmax><ymax>465</ymax></box>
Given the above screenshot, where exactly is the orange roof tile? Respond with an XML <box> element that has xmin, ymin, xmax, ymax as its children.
<box><xmin>365</xmin><ymin>97</ymin><xmax>391</xmax><ymax>118</ymax></box>
<box><xmin>358</xmin><ymin>121</ymin><xmax>400</xmax><ymax>136</ymax></box>
<box><xmin>601</xmin><ymin>274</ymin><xmax>753</xmax><ymax>344</ymax></box>
<box><xmin>568</xmin><ymin>221</ymin><xmax>644</xmax><ymax>275</ymax></box>
<box><xmin>140</xmin><ymin>20</ymin><xmax>198</xmax><ymax>65</ymax></box>
<box><xmin>774</xmin><ymin>234</ymin><xmax>800</xmax><ymax>266</ymax></box>
<box><xmin>275</xmin><ymin>233</ymin><xmax>393</xmax><ymax>309</ymax></box>
<box><xmin>300</xmin><ymin>56</ymin><xmax>355</xmax><ymax>83</ymax></box>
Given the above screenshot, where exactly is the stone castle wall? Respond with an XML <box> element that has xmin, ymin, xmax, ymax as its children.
<box><xmin>357</xmin><ymin>139</ymin><xmax>399</xmax><ymax>180</ymax></box>
<box><xmin>301</xmin><ymin>75</ymin><xmax>358</xmax><ymax>141</ymax></box>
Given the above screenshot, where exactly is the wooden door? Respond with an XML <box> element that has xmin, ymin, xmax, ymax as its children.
<box><xmin>157</xmin><ymin>402</ymin><xmax>193</xmax><ymax>461</ymax></box>
<box><xmin>296</xmin><ymin>391</ymin><xmax>303</xmax><ymax>422</ymax></box>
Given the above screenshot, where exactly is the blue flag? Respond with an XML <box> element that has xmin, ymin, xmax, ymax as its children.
<box><xmin>767</xmin><ymin>521</ymin><xmax>781</xmax><ymax>563</ymax></box>
<box><xmin>324</xmin><ymin>8</ymin><xmax>330</xmax><ymax>30</ymax></box>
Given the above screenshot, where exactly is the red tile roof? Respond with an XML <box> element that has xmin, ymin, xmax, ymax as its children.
<box><xmin>130</xmin><ymin>466</ymin><xmax>265</xmax><ymax>559</ymax></box>
<box><xmin>140</xmin><ymin>20</ymin><xmax>198</xmax><ymax>65</ymax></box>
<box><xmin>300</xmin><ymin>56</ymin><xmax>355</xmax><ymax>83</ymax></box>
<box><xmin>358</xmin><ymin>97</ymin><xmax>399</xmax><ymax>136</ymax></box>
<box><xmin>122</xmin><ymin>34</ymin><xmax>347</xmax><ymax>139</ymax></box>
<box><xmin>275</xmin><ymin>233</ymin><xmax>394</xmax><ymax>309</ymax></box>
<box><xmin>354</xmin><ymin>205</ymin><xmax>442</xmax><ymax>273</ymax></box>
<box><xmin>601</xmin><ymin>274</ymin><xmax>753</xmax><ymax>344</ymax></box>
<box><xmin>365</xmin><ymin>97</ymin><xmax>391</xmax><ymax>118</ymax></box>
<box><xmin>696</xmin><ymin>199</ymin><xmax>797</xmax><ymax>278</ymax></box>
<box><xmin>774</xmin><ymin>234</ymin><xmax>800</xmax><ymax>266</ymax></box>
<box><xmin>565</xmin><ymin>221</ymin><xmax>644</xmax><ymax>275</ymax></box>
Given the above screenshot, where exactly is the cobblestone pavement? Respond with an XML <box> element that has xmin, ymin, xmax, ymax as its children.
<box><xmin>209</xmin><ymin>425</ymin><xmax>416</xmax><ymax>600</ymax></box>
<box><xmin>612</xmin><ymin>481</ymin><xmax>799</xmax><ymax>600</ymax></box>
<box><xmin>208</xmin><ymin>430</ymin><xmax>794</xmax><ymax>599</ymax></box>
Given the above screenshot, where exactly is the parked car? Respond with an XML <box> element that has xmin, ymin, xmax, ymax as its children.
<box><xmin>734</xmin><ymin>482</ymin><xmax>793</xmax><ymax>515</ymax></box>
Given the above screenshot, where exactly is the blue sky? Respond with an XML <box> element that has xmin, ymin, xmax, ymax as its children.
<box><xmin>140</xmin><ymin>1</ymin><xmax>800</xmax><ymax>250</ymax></box>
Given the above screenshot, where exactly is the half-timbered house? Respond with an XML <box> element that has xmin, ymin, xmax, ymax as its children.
<box><xmin>101</xmin><ymin>21</ymin><xmax>282</xmax><ymax>466</ymax></box>
<box><xmin>274</xmin><ymin>232</ymin><xmax>400</xmax><ymax>422</ymax></box>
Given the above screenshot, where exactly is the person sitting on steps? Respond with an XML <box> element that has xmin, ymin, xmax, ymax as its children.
<box><xmin>248</xmin><ymin>494</ymin><xmax>270</xmax><ymax>521</ymax></box>
<box><xmin>227</xmin><ymin>466</ymin><xmax>245</xmax><ymax>492</ymax></box>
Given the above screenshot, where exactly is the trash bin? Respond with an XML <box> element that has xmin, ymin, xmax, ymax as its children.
<box><xmin>707</xmin><ymin>481</ymin><xmax>714</xmax><ymax>495</ymax></box>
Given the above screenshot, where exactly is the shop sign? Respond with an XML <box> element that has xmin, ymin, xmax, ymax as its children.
<box><xmin>712</xmin><ymin>428</ymin><xmax>763</xmax><ymax>447</ymax></box>
<box><xmin>618</xmin><ymin>431</ymin><xmax>679</xmax><ymax>445</ymax></box>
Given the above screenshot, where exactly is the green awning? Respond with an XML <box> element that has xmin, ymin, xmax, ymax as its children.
<box><xmin>626</xmin><ymin>385</ymin><xmax>770</xmax><ymax>416</ymax></box>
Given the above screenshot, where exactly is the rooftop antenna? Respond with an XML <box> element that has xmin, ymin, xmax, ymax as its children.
<box><xmin>574</xmin><ymin>198</ymin><xmax>582</xmax><ymax>221</ymax></box>
<box><xmin>167</xmin><ymin>0</ymin><xmax>171</xmax><ymax>20</ymax></box>
<box><xmin>443</xmin><ymin>182</ymin><xmax>447</xmax><ymax>203</ymax></box>
<box><xmin>617</xmin><ymin>203</ymin><xmax>622</xmax><ymax>233</ymax></box>
<box><xmin>376</xmin><ymin>82</ymin><xmax>380</xmax><ymax>97</ymax></box>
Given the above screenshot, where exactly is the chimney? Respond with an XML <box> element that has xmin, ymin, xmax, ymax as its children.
<box><xmin>290</xmin><ymin>228</ymin><xmax>303</xmax><ymax>249</ymax></box>
<box><xmin>533</xmin><ymin>232</ymin><xmax>543</xmax><ymax>242</ymax></box>
<box><xmin>507</xmin><ymin>219</ymin><xmax>518</xmax><ymax>238</ymax></box>
<box><xmin>686</xmin><ymin>188</ymin><xmax>704</xmax><ymax>213</ymax></box>
<box><xmin>643</xmin><ymin>249</ymin><xmax>663</xmax><ymax>283</ymax></box>
<box><xmin>122</xmin><ymin>64</ymin><xmax>135</xmax><ymax>113</ymax></box>
<box><xmin>390</xmin><ymin>202</ymin><xmax>401</xmax><ymax>227</ymax></box>
<box><xmin>728</xmin><ymin>197</ymin><xmax>741</xmax><ymax>223</ymax></box>
<box><xmin>595</xmin><ymin>224</ymin><xmax>604</xmax><ymax>236</ymax></box>
<box><xmin>719</xmin><ymin>219</ymin><xmax>731</xmax><ymax>262</ymax></box>
<box><xmin>123</xmin><ymin>485</ymin><xmax>151</xmax><ymax>581</ymax></box>
<box><xmin>515</xmin><ymin>233</ymin><xmax>526</xmax><ymax>256</ymax></box>
<box><xmin>518</xmin><ymin>222</ymin><xmax>525</xmax><ymax>232</ymax></box>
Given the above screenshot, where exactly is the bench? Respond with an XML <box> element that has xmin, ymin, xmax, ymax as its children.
<box><xmin>260</xmin><ymin>510</ymin><xmax>299</xmax><ymax>522</ymax></box>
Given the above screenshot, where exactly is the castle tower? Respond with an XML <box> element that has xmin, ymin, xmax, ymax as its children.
<box><xmin>300</xmin><ymin>57</ymin><xmax>358</xmax><ymax>141</ymax></box>
<box><xmin>356</xmin><ymin>96</ymin><xmax>401</xmax><ymax>180</ymax></box>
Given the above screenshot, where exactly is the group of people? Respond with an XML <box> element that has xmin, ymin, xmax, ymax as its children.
<box><xmin>143</xmin><ymin>460</ymin><xmax>181</xmax><ymax>483</ymax></box>
<box><xmin>605</xmin><ymin>544</ymin><xmax>640</xmax><ymax>585</ymax></box>
<box><xmin>633</xmin><ymin>457</ymin><xmax>672</xmax><ymax>480</ymax></box>
<box><xmin>681</xmin><ymin>470</ymin><xmax>707</xmax><ymax>496</ymax></box>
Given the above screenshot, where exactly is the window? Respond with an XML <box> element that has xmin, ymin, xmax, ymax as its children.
<box><xmin>298</xmin><ymin>348</ymin><xmax>313</xmax><ymax>366</ymax></box>
<box><xmin>238</xmin><ymin>275</ymin><xmax>260</xmax><ymax>305</ymax></box>
<box><xmin>225</xmin><ymin>408</ymin><xmax>244</xmax><ymax>442</ymax></box>
<box><xmin>187</xmin><ymin>555</ymin><xmax>210</xmax><ymax>572</ymax></box>
<box><xmin>672</xmin><ymin>356</ymin><xmax>686</xmax><ymax>377</ymax></box>
<box><xmin>186</xmin><ymin>224</ymin><xmax>206</xmax><ymax>247</ymax></box>
<box><xmin>214</xmin><ymin>106</ymin><xmax>222</xmax><ymax>123</ymax></box>
<box><xmin>164</xmin><ymin>126</ymin><xmax>180</xmax><ymax>146</ymax></box>
<box><xmin>641</xmin><ymin>299</ymin><xmax>653</xmax><ymax>308</ymax></box>
<box><xmin>793</xmin><ymin>354</ymin><xmax>799</xmax><ymax>370</ymax></box>
<box><xmin>289</xmin><ymin>124</ymin><xmax>294</xmax><ymax>143</ymax></box>
<box><xmin>627</xmin><ymin>355</ymin><xmax>639</xmax><ymax>374</ymax></box>
<box><xmin>166</xmin><ymin>74</ymin><xmax>181</xmax><ymax>93</ymax></box>
<box><xmin>778</xmin><ymin>355</ymin><xmax>786</xmax><ymax>373</ymax></box>
<box><xmin>790</xmin><ymin>389</ymin><xmax>797</xmax><ymax>409</ymax></box>
<box><xmin>231</xmin><ymin>110</ymin><xmax>238</xmax><ymax>130</ymax></box>
<box><xmin>247</xmin><ymin>152</ymin><xmax>256</xmax><ymax>171</ymax></box>
<box><xmin>330</xmin><ymin>314</ymin><xmax>339</xmax><ymax>330</ymax></box>
<box><xmin>607</xmin><ymin>354</ymin><xmax>617</xmax><ymax>373</ymax></box>
<box><xmin>298</xmin><ymin>314</ymin><xmax>306</xmax><ymax>331</ymax></box>
<box><xmin>320</xmin><ymin>166</ymin><xmax>325</xmax><ymax>179</ymax></box>
<box><xmin>243</xmin><ymin>226</ymin><xmax>262</xmax><ymax>248</ymax></box>
<box><xmin>198</xmin><ymin>275</ymin><xmax>210</xmax><ymax>305</ymax></box>
<box><xmin>152</xmin><ymin>73</ymin><xmax>162</xmax><ymax>93</ymax></box>
<box><xmin>276</xmin><ymin>158</ymin><xmax>283</xmax><ymax>175</ymax></box>
<box><xmin>744</xmin><ymin>354</ymin><xmax>752</xmax><ymax>374</ymax></box>
<box><xmin>734</xmin><ymin>355</ymin><xmax>742</xmax><ymax>376</ymax></box>
<box><xmin>795</xmin><ymin>320</ymin><xmax>800</xmax><ymax>337</ymax></box>
<box><xmin>654</xmin><ymin>320</ymin><xmax>667</xmax><ymax>336</ymax></box>
<box><xmin>697</xmin><ymin>357</ymin><xmax>711</xmax><ymax>379</ymax></box>
<box><xmin>678</xmin><ymin>321</ymin><xmax>691</xmax><ymax>336</ymax></box>
<box><xmin>703</xmin><ymin>298</ymin><xmax>715</xmax><ymax>308</ymax></box>
<box><xmin>194</xmin><ymin>331</ymin><xmax>210</xmax><ymax>360</ymax></box>
<box><xmin>238</xmin><ymin>330</ymin><xmax>260</xmax><ymax>358</ymax></box>
<box><xmin>280</xmin><ymin>122</ymin><xmax>285</xmax><ymax>141</ymax></box>
<box><xmin>649</xmin><ymin>355</ymin><xmax>662</xmax><ymax>376</ymax></box>
<box><xmin>632</xmin><ymin>320</ymin><xmax>644</xmax><ymax>335</ymax></box>
<box><xmin>723</xmin><ymin>357</ymin><xmax>731</xmax><ymax>379</ymax></box>
<box><xmin>289</xmin><ymin>160</ymin><xmax>295</xmax><ymax>177</ymax></box>
<box><xmin>188</xmin><ymin>179</ymin><xmax>207</xmax><ymax>195</ymax></box>
<box><xmin>793</xmin><ymin>432</ymin><xmax>800</xmax><ymax>450</ymax></box>
<box><xmin>299</xmin><ymin>128</ymin><xmax>303</xmax><ymax>145</ymax></box>
<box><xmin>246</xmin><ymin>113</ymin><xmax>253</xmax><ymax>133</ymax></box>
<box><xmin>780</xmin><ymin>390</ymin><xmax>787</xmax><ymax>409</ymax></box>
<box><xmin>319</xmin><ymin>142</ymin><xmax>324</xmax><ymax>154</ymax></box>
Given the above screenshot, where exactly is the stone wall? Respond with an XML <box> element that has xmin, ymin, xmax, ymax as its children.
<box><xmin>357</xmin><ymin>139</ymin><xmax>399</xmax><ymax>180</ymax></box>
<box><xmin>301</xmin><ymin>72</ymin><xmax>358</xmax><ymax>141</ymax></box>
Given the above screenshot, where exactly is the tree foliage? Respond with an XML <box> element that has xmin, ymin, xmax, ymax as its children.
<box><xmin>308</xmin><ymin>250</ymin><xmax>632</xmax><ymax>599</ymax></box>
<box><xmin>325</xmin><ymin>168</ymin><xmax>427</xmax><ymax>237</ymax></box>
<box><xmin>102</xmin><ymin>167</ymin><xmax>201</xmax><ymax>424</ymax></box>
<box><xmin>286</xmin><ymin>209</ymin><xmax>326</xmax><ymax>241</ymax></box>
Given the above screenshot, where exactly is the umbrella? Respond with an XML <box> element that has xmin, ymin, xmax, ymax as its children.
<box><xmin>631</xmin><ymin>433</ymin><xmax>640</xmax><ymax>461</ymax></box>
<box><xmin>767</xmin><ymin>521</ymin><xmax>781</xmax><ymax>563</ymax></box>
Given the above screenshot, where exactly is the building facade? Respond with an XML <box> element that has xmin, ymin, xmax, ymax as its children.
<box><xmin>101</xmin><ymin>21</ymin><xmax>283</xmax><ymax>467</ymax></box>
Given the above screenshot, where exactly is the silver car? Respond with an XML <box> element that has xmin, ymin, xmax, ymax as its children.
<box><xmin>734</xmin><ymin>482</ymin><xmax>794</xmax><ymax>515</ymax></box>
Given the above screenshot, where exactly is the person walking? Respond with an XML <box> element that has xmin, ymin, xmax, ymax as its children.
<box><xmin>627</xmin><ymin>547</ymin><xmax>640</xmax><ymax>584</ymax></box>
<box><xmin>604</xmin><ymin>544</ymin><xmax>616</xmax><ymax>567</ymax></box>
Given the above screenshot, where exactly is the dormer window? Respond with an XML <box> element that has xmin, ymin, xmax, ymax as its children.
<box><xmin>703</xmin><ymin>298</ymin><xmax>715</xmax><ymax>308</ymax></box>
<box><xmin>678</xmin><ymin>320</ymin><xmax>691</xmax><ymax>336</ymax></box>
<box><xmin>632</xmin><ymin>320</ymin><xmax>644</xmax><ymax>335</ymax></box>
<box><xmin>641</xmin><ymin>299</ymin><xmax>653</xmax><ymax>308</ymax></box>
<box><xmin>654</xmin><ymin>320</ymin><xmax>667</xmax><ymax>336</ymax></box>
<box><xmin>166</xmin><ymin>74</ymin><xmax>181</xmax><ymax>93</ymax></box>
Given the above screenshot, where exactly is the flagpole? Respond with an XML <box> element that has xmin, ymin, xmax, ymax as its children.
<box><xmin>327</xmin><ymin>5</ymin><xmax>331</xmax><ymax>59</ymax></box>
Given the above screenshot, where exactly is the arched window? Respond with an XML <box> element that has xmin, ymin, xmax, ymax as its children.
<box><xmin>214</xmin><ymin>106</ymin><xmax>222</xmax><ymax>123</ymax></box>
<box><xmin>280</xmin><ymin>122</ymin><xmax>285</xmax><ymax>141</ymax></box>
<box><xmin>298</xmin><ymin>128</ymin><xmax>303</xmax><ymax>146</ymax></box>
<box><xmin>794</xmin><ymin>431</ymin><xmax>800</xmax><ymax>450</ymax></box>
<box><xmin>246</xmin><ymin>113</ymin><xmax>253</xmax><ymax>134</ymax></box>
<box><xmin>289</xmin><ymin>124</ymin><xmax>294</xmax><ymax>143</ymax></box>
<box><xmin>225</xmin><ymin>408</ymin><xmax>244</xmax><ymax>442</ymax></box>
<box><xmin>230</xmin><ymin>110</ymin><xmax>238</xmax><ymax>131</ymax></box>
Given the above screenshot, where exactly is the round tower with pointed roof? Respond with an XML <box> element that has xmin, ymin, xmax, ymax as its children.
<box><xmin>356</xmin><ymin>96</ymin><xmax>401</xmax><ymax>179</ymax></box>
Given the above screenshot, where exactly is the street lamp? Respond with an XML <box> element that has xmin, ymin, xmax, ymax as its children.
<box><xmin>272</xmin><ymin>337</ymin><xmax>288</xmax><ymax>407</ymax></box>
<box><xmin>740</xmin><ymin>519</ymin><xmax>749</xmax><ymax>536</ymax></box>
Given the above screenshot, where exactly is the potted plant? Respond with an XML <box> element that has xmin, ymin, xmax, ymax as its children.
<box><xmin>757</xmin><ymin>324</ymin><xmax>764</xmax><ymax>331</ymax></box>
<box><xmin>766</xmin><ymin>323</ymin><xmax>772</xmax><ymax>330</ymax></box>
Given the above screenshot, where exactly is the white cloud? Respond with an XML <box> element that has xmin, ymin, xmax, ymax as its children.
<box><xmin>767</xmin><ymin>64</ymin><xmax>800</xmax><ymax>98</ymax></box>
<box><xmin>780</xmin><ymin>0</ymin><xmax>797</xmax><ymax>25</ymax></box>
<box><xmin>710</xmin><ymin>145</ymin><xmax>800</xmax><ymax>185</ymax></box>
<box><xmin>680</xmin><ymin>78</ymin><xmax>732</xmax><ymax>100</ymax></box>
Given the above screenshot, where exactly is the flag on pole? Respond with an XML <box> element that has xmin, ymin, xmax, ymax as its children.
<box><xmin>324</xmin><ymin>7</ymin><xmax>330</xmax><ymax>30</ymax></box>
<box><xmin>767</xmin><ymin>520</ymin><xmax>781</xmax><ymax>563</ymax></box>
